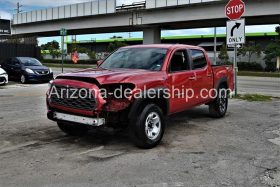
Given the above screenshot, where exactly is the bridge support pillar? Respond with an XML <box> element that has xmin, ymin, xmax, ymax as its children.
<box><xmin>143</xmin><ymin>27</ymin><xmax>161</xmax><ymax>44</ymax></box>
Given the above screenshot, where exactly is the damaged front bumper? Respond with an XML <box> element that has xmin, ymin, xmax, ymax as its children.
<box><xmin>47</xmin><ymin>111</ymin><xmax>105</xmax><ymax>126</ymax></box>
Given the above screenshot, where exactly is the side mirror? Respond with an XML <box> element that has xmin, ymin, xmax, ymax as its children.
<box><xmin>97</xmin><ymin>60</ymin><xmax>103</xmax><ymax>67</ymax></box>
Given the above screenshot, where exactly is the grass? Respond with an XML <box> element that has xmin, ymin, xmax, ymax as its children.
<box><xmin>238</xmin><ymin>71</ymin><xmax>280</xmax><ymax>78</ymax></box>
<box><xmin>43</xmin><ymin>63</ymin><xmax>96</xmax><ymax>69</ymax></box>
<box><xmin>233</xmin><ymin>94</ymin><xmax>273</xmax><ymax>102</ymax></box>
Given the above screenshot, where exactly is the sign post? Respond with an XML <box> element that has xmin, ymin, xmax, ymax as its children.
<box><xmin>60</xmin><ymin>28</ymin><xmax>67</xmax><ymax>73</ymax></box>
<box><xmin>225</xmin><ymin>0</ymin><xmax>245</xmax><ymax>96</ymax></box>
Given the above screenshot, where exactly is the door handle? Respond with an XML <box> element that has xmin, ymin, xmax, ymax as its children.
<box><xmin>189</xmin><ymin>76</ymin><xmax>196</xmax><ymax>81</ymax></box>
<box><xmin>207</xmin><ymin>74</ymin><xmax>212</xmax><ymax>77</ymax></box>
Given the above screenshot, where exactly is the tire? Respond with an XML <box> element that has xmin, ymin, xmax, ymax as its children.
<box><xmin>57</xmin><ymin>122</ymin><xmax>89</xmax><ymax>136</ymax></box>
<box><xmin>129</xmin><ymin>103</ymin><xmax>166</xmax><ymax>149</ymax></box>
<box><xmin>209</xmin><ymin>86</ymin><xmax>228</xmax><ymax>118</ymax></box>
<box><xmin>20</xmin><ymin>74</ymin><xmax>27</xmax><ymax>84</ymax></box>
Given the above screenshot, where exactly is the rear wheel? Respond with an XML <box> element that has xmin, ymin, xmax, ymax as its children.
<box><xmin>129</xmin><ymin>103</ymin><xmax>166</xmax><ymax>149</ymax></box>
<box><xmin>209</xmin><ymin>86</ymin><xmax>228</xmax><ymax>118</ymax></box>
<box><xmin>57</xmin><ymin>122</ymin><xmax>89</xmax><ymax>136</ymax></box>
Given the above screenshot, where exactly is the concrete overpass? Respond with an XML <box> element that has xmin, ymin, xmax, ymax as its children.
<box><xmin>10</xmin><ymin>0</ymin><xmax>280</xmax><ymax>44</ymax></box>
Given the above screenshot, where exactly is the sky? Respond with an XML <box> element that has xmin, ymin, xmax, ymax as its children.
<box><xmin>0</xmin><ymin>0</ymin><xmax>278</xmax><ymax>45</ymax></box>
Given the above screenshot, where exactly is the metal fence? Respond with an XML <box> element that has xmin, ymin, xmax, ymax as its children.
<box><xmin>0</xmin><ymin>43</ymin><xmax>40</xmax><ymax>63</ymax></box>
<box><xmin>146</xmin><ymin>0</ymin><xmax>221</xmax><ymax>8</ymax></box>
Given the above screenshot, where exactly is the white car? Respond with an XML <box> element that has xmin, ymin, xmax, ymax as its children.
<box><xmin>0</xmin><ymin>67</ymin><xmax>8</xmax><ymax>85</ymax></box>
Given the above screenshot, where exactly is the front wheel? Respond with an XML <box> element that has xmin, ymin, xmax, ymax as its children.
<box><xmin>20</xmin><ymin>74</ymin><xmax>27</xmax><ymax>84</ymax></box>
<box><xmin>129</xmin><ymin>103</ymin><xmax>166</xmax><ymax>149</ymax></box>
<box><xmin>57</xmin><ymin>122</ymin><xmax>89</xmax><ymax>136</ymax></box>
<box><xmin>209</xmin><ymin>86</ymin><xmax>228</xmax><ymax>118</ymax></box>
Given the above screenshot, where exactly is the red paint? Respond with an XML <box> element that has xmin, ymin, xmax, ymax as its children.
<box><xmin>225</xmin><ymin>0</ymin><xmax>245</xmax><ymax>20</ymax></box>
<box><xmin>47</xmin><ymin>44</ymin><xmax>234</xmax><ymax>117</ymax></box>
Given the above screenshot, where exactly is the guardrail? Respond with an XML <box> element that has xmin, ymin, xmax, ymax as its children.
<box><xmin>146</xmin><ymin>0</ymin><xmax>221</xmax><ymax>9</ymax></box>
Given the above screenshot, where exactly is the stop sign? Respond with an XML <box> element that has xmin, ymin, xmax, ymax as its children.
<box><xmin>225</xmin><ymin>0</ymin><xmax>245</xmax><ymax>20</ymax></box>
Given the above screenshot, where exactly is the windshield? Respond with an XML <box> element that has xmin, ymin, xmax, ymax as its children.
<box><xmin>100</xmin><ymin>48</ymin><xmax>168</xmax><ymax>71</ymax></box>
<box><xmin>20</xmin><ymin>58</ymin><xmax>42</xmax><ymax>66</ymax></box>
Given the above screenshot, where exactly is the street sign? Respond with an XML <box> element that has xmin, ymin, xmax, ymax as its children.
<box><xmin>60</xmin><ymin>28</ymin><xmax>67</xmax><ymax>73</ymax></box>
<box><xmin>226</xmin><ymin>19</ymin><xmax>245</xmax><ymax>45</ymax></box>
<box><xmin>0</xmin><ymin>19</ymin><xmax>11</xmax><ymax>35</ymax></box>
<box><xmin>225</xmin><ymin>0</ymin><xmax>245</xmax><ymax>20</ymax></box>
<box><xmin>60</xmin><ymin>28</ymin><xmax>67</xmax><ymax>36</ymax></box>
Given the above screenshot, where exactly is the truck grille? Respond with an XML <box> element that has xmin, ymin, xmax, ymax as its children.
<box><xmin>49</xmin><ymin>85</ymin><xmax>96</xmax><ymax>111</ymax></box>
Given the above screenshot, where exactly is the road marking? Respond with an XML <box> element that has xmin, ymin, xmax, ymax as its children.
<box><xmin>0</xmin><ymin>141</ymin><xmax>11</xmax><ymax>149</ymax></box>
<box><xmin>73</xmin><ymin>146</ymin><xmax>105</xmax><ymax>156</ymax></box>
<box><xmin>0</xmin><ymin>141</ymin><xmax>38</xmax><ymax>154</ymax></box>
<box><xmin>88</xmin><ymin>149</ymin><xmax>125</xmax><ymax>159</ymax></box>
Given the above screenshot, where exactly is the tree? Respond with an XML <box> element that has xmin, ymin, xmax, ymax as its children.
<box><xmin>218</xmin><ymin>44</ymin><xmax>229</xmax><ymax>64</ymax></box>
<box><xmin>68</xmin><ymin>43</ymin><xmax>89</xmax><ymax>53</ymax></box>
<box><xmin>263</xmin><ymin>26</ymin><xmax>280</xmax><ymax>72</ymax></box>
<box><xmin>41</xmin><ymin>40</ymin><xmax>61</xmax><ymax>59</ymax></box>
<box><xmin>110</xmin><ymin>36</ymin><xmax>123</xmax><ymax>39</ymax></box>
<box><xmin>107</xmin><ymin>40</ymin><xmax>127</xmax><ymax>52</ymax></box>
<box><xmin>88</xmin><ymin>51</ymin><xmax>96</xmax><ymax>60</ymax></box>
<box><xmin>68</xmin><ymin>43</ymin><xmax>97</xmax><ymax>60</ymax></box>
<box><xmin>41</xmin><ymin>40</ymin><xmax>59</xmax><ymax>50</ymax></box>
<box><xmin>237</xmin><ymin>41</ymin><xmax>261</xmax><ymax>63</ymax></box>
<box><xmin>276</xmin><ymin>25</ymin><xmax>280</xmax><ymax>39</ymax></box>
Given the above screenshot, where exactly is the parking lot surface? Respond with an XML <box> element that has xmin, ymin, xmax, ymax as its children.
<box><xmin>0</xmin><ymin>69</ymin><xmax>280</xmax><ymax>187</ymax></box>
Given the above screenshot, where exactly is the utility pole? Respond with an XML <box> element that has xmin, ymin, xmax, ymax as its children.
<box><xmin>15</xmin><ymin>2</ymin><xmax>23</xmax><ymax>13</ymax></box>
<box><xmin>214</xmin><ymin>27</ymin><xmax>217</xmax><ymax>65</ymax></box>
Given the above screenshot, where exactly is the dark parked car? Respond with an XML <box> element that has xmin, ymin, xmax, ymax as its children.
<box><xmin>1</xmin><ymin>57</ymin><xmax>53</xmax><ymax>84</ymax></box>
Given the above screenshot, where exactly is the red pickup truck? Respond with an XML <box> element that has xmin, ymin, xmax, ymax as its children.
<box><xmin>47</xmin><ymin>44</ymin><xmax>234</xmax><ymax>148</ymax></box>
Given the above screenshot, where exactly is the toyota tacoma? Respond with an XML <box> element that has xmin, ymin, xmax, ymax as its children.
<box><xmin>47</xmin><ymin>44</ymin><xmax>234</xmax><ymax>148</ymax></box>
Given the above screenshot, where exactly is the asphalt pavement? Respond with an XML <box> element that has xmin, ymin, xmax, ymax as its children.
<box><xmin>0</xmin><ymin>68</ymin><xmax>279</xmax><ymax>187</ymax></box>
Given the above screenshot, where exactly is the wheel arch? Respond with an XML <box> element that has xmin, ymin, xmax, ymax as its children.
<box><xmin>128</xmin><ymin>88</ymin><xmax>169</xmax><ymax>119</ymax></box>
<box><xmin>215</xmin><ymin>76</ymin><xmax>229</xmax><ymax>90</ymax></box>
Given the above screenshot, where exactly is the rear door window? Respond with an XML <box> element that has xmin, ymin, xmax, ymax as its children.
<box><xmin>190</xmin><ymin>49</ymin><xmax>207</xmax><ymax>70</ymax></box>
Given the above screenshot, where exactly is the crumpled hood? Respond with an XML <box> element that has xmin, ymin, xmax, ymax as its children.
<box><xmin>0</xmin><ymin>68</ymin><xmax>6</xmax><ymax>74</ymax></box>
<box><xmin>56</xmin><ymin>68</ymin><xmax>166</xmax><ymax>87</ymax></box>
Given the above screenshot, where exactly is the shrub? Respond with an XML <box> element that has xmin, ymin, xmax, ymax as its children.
<box><xmin>237</xmin><ymin>61</ymin><xmax>263</xmax><ymax>71</ymax></box>
<box><xmin>237</xmin><ymin>42</ymin><xmax>261</xmax><ymax>63</ymax></box>
<box><xmin>264</xmin><ymin>42</ymin><xmax>280</xmax><ymax>72</ymax></box>
<box><xmin>218</xmin><ymin>45</ymin><xmax>229</xmax><ymax>64</ymax></box>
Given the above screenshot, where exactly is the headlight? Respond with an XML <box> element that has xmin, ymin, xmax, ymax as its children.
<box><xmin>25</xmin><ymin>68</ymin><xmax>34</xmax><ymax>74</ymax></box>
<box><xmin>48</xmin><ymin>80</ymin><xmax>53</xmax><ymax>89</ymax></box>
<box><xmin>49</xmin><ymin>68</ymin><xmax>53</xmax><ymax>73</ymax></box>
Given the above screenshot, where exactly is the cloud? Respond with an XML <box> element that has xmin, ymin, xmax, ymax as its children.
<box><xmin>2</xmin><ymin>0</ymin><xmax>135</xmax><ymax>7</ymax></box>
<box><xmin>0</xmin><ymin>10</ymin><xmax>12</xmax><ymax>19</ymax></box>
<box><xmin>0</xmin><ymin>0</ymin><xmax>135</xmax><ymax>19</ymax></box>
